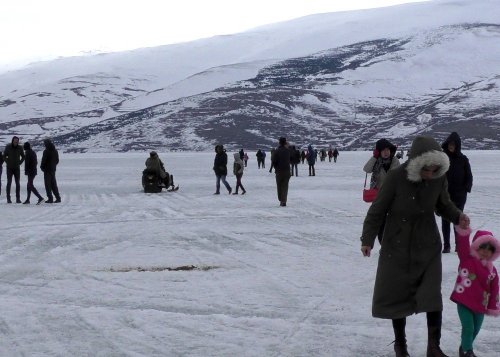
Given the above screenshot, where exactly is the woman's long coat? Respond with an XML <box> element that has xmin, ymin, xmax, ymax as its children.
<box><xmin>361</xmin><ymin>136</ymin><xmax>462</xmax><ymax>319</ymax></box>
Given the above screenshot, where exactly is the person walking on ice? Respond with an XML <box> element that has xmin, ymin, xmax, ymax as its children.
<box><xmin>360</xmin><ymin>135</ymin><xmax>470</xmax><ymax>357</ymax></box>
<box><xmin>232</xmin><ymin>152</ymin><xmax>246</xmax><ymax>195</ymax></box>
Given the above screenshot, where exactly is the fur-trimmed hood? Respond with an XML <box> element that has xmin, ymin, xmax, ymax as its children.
<box><xmin>470</xmin><ymin>230</ymin><xmax>500</xmax><ymax>269</ymax></box>
<box><xmin>406</xmin><ymin>136</ymin><xmax>450</xmax><ymax>182</ymax></box>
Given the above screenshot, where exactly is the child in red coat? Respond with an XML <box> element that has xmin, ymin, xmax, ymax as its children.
<box><xmin>450</xmin><ymin>227</ymin><xmax>499</xmax><ymax>357</ymax></box>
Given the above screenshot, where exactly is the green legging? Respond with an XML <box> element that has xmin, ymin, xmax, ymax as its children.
<box><xmin>457</xmin><ymin>303</ymin><xmax>484</xmax><ymax>352</ymax></box>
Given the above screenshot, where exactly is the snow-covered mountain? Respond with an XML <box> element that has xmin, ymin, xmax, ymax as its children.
<box><xmin>1</xmin><ymin>0</ymin><xmax>499</xmax><ymax>151</ymax></box>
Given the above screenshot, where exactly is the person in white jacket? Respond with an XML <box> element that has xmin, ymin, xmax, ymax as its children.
<box><xmin>232</xmin><ymin>153</ymin><xmax>246</xmax><ymax>195</ymax></box>
<box><xmin>363</xmin><ymin>138</ymin><xmax>400</xmax><ymax>245</ymax></box>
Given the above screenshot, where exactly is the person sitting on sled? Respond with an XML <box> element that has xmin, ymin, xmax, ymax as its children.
<box><xmin>145</xmin><ymin>151</ymin><xmax>176</xmax><ymax>189</ymax></box>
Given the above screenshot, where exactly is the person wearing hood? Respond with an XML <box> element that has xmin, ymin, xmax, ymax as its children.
<box><xmin>333</xmin><ymin>148</ymin><xmax>339</xmax><ymax>163</ymax></box>
<box><xmin>145</xmin><ymin>151</ymin><xmax>175</xmax><ymax>189</ymax></box>
<box><xmin>306</xmin><ymin>144</ymin><xmax>316</xmax><ymax>176</ymax></box>
<box><xmin>40</xmin><ymin>138</ymin><xmax>61</xmax><ymax>203</ymax></box>
<box><xmin>360</xmin><ymin>136</ymin><xmax>471</xmax><ymax>357</ymax></box>
<box><xmin>23</xmin><ymin>142</ymin><xmax>44</xmax><ymax>205</ymax></box>
<box><xmin>450</xmin><ymin>227</ymin><xmax>499</xmax><ymax>357</ymax></box>
<box><xmin>363</xmin><ymin>138</ymin><xmax>401</xmax><ymax>245</ymax></box>
<box><xmin>364</xmin><ymin>139</ymin><xmax>401</xmax><ymax>190</ymax></box>
<box><xmin>271</xmin><ymin>137</ymin><xmax>291</xmax><ymax>206</ymax></box>
<box><xmin>3</xmin><ymin>136</ymin><xmax>25</xmax><ymax>203</ymax></box>
<box><xmin>441</xmin><ymin>132</ymin><xmax>473</xmax><ymax>253</ymax></box>
<box><xmin>232</xmin><ymin>152</ymin><xmax>246</xmax><ymax>195</ymax></box>
<box><xmin>213</xmin><ymin>144</ymin><xmax>232</xmax><ymax>194</ymax></box>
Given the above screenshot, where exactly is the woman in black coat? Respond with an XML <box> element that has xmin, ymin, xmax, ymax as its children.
<box><xmin>441</xmin><ymin>132</ymin><xmax>473</xmax><ymax>253</ymax></box>
<box><xmin>213</xmin><ymin>144</ymin><xmax>232</xmax><ymax>194</ymax></box>
<box><xmin>23</xmin><ymin>142</ymin><xmax>44</xmax><ymax>204</ymax></box>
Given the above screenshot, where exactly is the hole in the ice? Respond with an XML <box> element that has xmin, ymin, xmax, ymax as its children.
<box><xmin>107</xmin><ymin>265</ymin><xmax>219</xmax><ymax>272</ymax></box>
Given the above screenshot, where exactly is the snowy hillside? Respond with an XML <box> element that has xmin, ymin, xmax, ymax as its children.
<box><xmin>1</xmin><ymin>0</ymin><xmax>499</xmax><ymax>151</ymax></box>
<box><xmin>0</xmin><ymin>151</ymin><xmax>499</xmax><ymax>356</ymax></box>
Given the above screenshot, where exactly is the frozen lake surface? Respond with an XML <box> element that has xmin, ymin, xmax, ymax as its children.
<box><xmin>0</xmin><ymin>151</ymin><xmax>498</xmax><ymax>356</ymax></box>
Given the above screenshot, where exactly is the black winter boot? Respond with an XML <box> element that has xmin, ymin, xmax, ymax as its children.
<box><xmin>427</xmin><ymin>326</ymin><xmax>448</xmax><ymax>357</ymax></box>
<box><xmin>392</xmin><ymin>318</ymin><xmax>410</xmax><ymax>357</ymax></box>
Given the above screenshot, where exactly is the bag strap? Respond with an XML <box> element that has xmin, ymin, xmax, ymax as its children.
<box><xmin>364</xmin><ymin>172</ymin><xmax>368</xmax><ymax>188</ymax></box>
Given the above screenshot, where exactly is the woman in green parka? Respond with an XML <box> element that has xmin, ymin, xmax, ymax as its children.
<box><xmin>360</xmin><ymin>136</ymin><xmax>470</xmax><ymax>357</ymax></box>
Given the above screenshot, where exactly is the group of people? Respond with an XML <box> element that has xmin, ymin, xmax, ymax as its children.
<box><xmin>361</xmin><ymin>133</ymin><xmax>498</xmax><ymax>357</ymax></box>
<box><xmin>1</xmin><ymin>136</ymin><xmax>61</xmax><ymax>204</ymax></box>
<box><xmin>212</xmin><ymin>139</ymin><xmax>338</xmax><ymax>206</ymax></box>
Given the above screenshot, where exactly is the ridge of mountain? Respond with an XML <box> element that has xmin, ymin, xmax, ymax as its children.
<box><xmin>1</xmin><ymin>0</ymin><xmax>499</xmax><ymax>151</ymax></box>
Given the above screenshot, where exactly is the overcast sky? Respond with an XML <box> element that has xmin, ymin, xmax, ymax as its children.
<box><xmin>1</xmin><ymin>0</ymin><xmax>429</xmax><ymax>70</ymax></box>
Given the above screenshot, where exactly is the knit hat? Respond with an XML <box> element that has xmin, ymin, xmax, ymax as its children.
<box><xmin>23</xmin><ymin>142</ymin><xmax>31</xmax><ymax>150</ymax></box>
<box><xmin>470</xmin><ymin>230</ymin><xmax>500</xmax><ymax>264</ymax></box>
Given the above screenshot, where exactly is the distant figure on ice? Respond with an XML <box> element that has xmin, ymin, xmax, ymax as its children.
<box><xmin>300</xmin><ymin>150</ymin><xmax>306</xmax><ymax>164</ymax></box>
<box><xmin>306</xmin><ymin>144</ymin><xmax>316</xmax><ymax>176</ymax></box>
<box><xmin>396</xmin><ymin>148</ymin><xmax>404</xmax><ymax>160</ymax></box>
<box><xmin>363</xmin><ymin>139</ymin><xmax>400</xmax><ymax>245</ymax></box>
<box><xmin>0</xmin><ymin>151</ymin><xmax>3</xmax><ymax>196</ymax></box>
<box><xmin>213</xmin><ymin>144</ymin><xmax>232</xmax><ymax>194</ymax></box>
<box><xmin>441</xmin><ymin>132</ymin><xmax>473</xmax><ymax>253</ymax></box>
<box><xmin>328</xmin><ymin>148</ymin><xmax>333</xmax><ymax>162</ymax></box>
<box><xmin>23</xmin><ymin>142</ymin><xmax>44</xmax><ymax>205</ymax></box>
<box><xmin>271</xmin><ymin>137</ymin><xmax>291</xmax><ymax>207</ymax></box>
<box><xmin>360</xmin><ymin>135</ymin><xmax>470</xmax><ymax>357</ymax></box>
<box><xmin>333</xmin><ymin>148</ymin><xmax>339</xmax><ymax>163</ymax></box>
<box><xmin>450</xmin><ymin>227</ymin><xmax>499</xmax><ymax>357</ymax></box>
<box><xmin>41</xmin><ymin>139</ymin><xmax>61</xmax><ymax>203</ymax></box>
<box><xmin>145</xmin><ymin>151</ymin><xmax>176</xmax><ymax>190</ymax></box>
<box><xmin>290</xmin><ymin>145</ymin><xmax>300</xmax><ymax>176</ymax></box>
<box><xmin>4</xmin><ymin>136</ymin><xmax>25</xmax><ymax>203</ymax></box>
<box><xmin>256</xmin><ymin>149</ymin><xmax>265</xmax><ymax>169</ymax></box>
<box><xmin>243</xmin><ymin>152</ymin><xmax>248</xmax><ymax>167</ymax></box>
<box><xmin>232</xmin><ymin>152</ymin><xmax>246</xmax><ymax>195</ymax></box>
<box><xmin>320</xmin><ymin>149</ymin><xmax>327</xmax><ymax>162</ymax></box>
<box><xmin>268</xmin><ymin>148</ymin><xmax>276</xmax><ymax>173</ymax></box>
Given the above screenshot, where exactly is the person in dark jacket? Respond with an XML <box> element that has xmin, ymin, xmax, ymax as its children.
<box><xmin>441</xmin><ymin>132</ymin><xmax>473</xmax><ymax>253</ymax></box>
<box><xmin>333</xmin><ymin>148</ymin><xmax>339</xmax><ymax>163</ymax></box>
<box><xmin>360</xmin><ymin>136</ymin><xmax>471</xmax><ymax>357</ymax></box>
<box><xmin>40</xmin><ymin>138</ymin><xmax>61</xmax><ymax>203</ymax></box>
<box><xmin>290</xmin><ymin>145</ymin><xmax>300</xmax><ymax>176</ymax></box>
<box><xmin>213</xmin><ymin>144</ymin><xmax>232</xmax><ymax>194</ymax></box>
<box><xmin>4</xmin><ymin>136</ymin><xmax>25</xmax><ymax>203</ymax></box>
<box><xmin>268</xmin><ymin>148</ymin><xmax>276</xmax><ymax>173</ymax></box>
<box><xmin>306</xmin><ymin>144</ymin><xmax>316</xmax><ymax>176</ymax></box>
<box><xmin>256</xmin><ymin>149</ymin><xmax>264</xmax><ymax>169</ymax></box>
<box><xmin>0</xmin><ymin>151</ymin><xmax>3</xmax><ymax>196</ymax></box>
<box><xmin>23</xmin><ymin>142</ymin><xmax>44</xmax><ymax>205</ymax></box>
<box><xmin>271</xmin><ymin>137</ymin><xmax>291</xmax><ymax>206</ymax></box>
